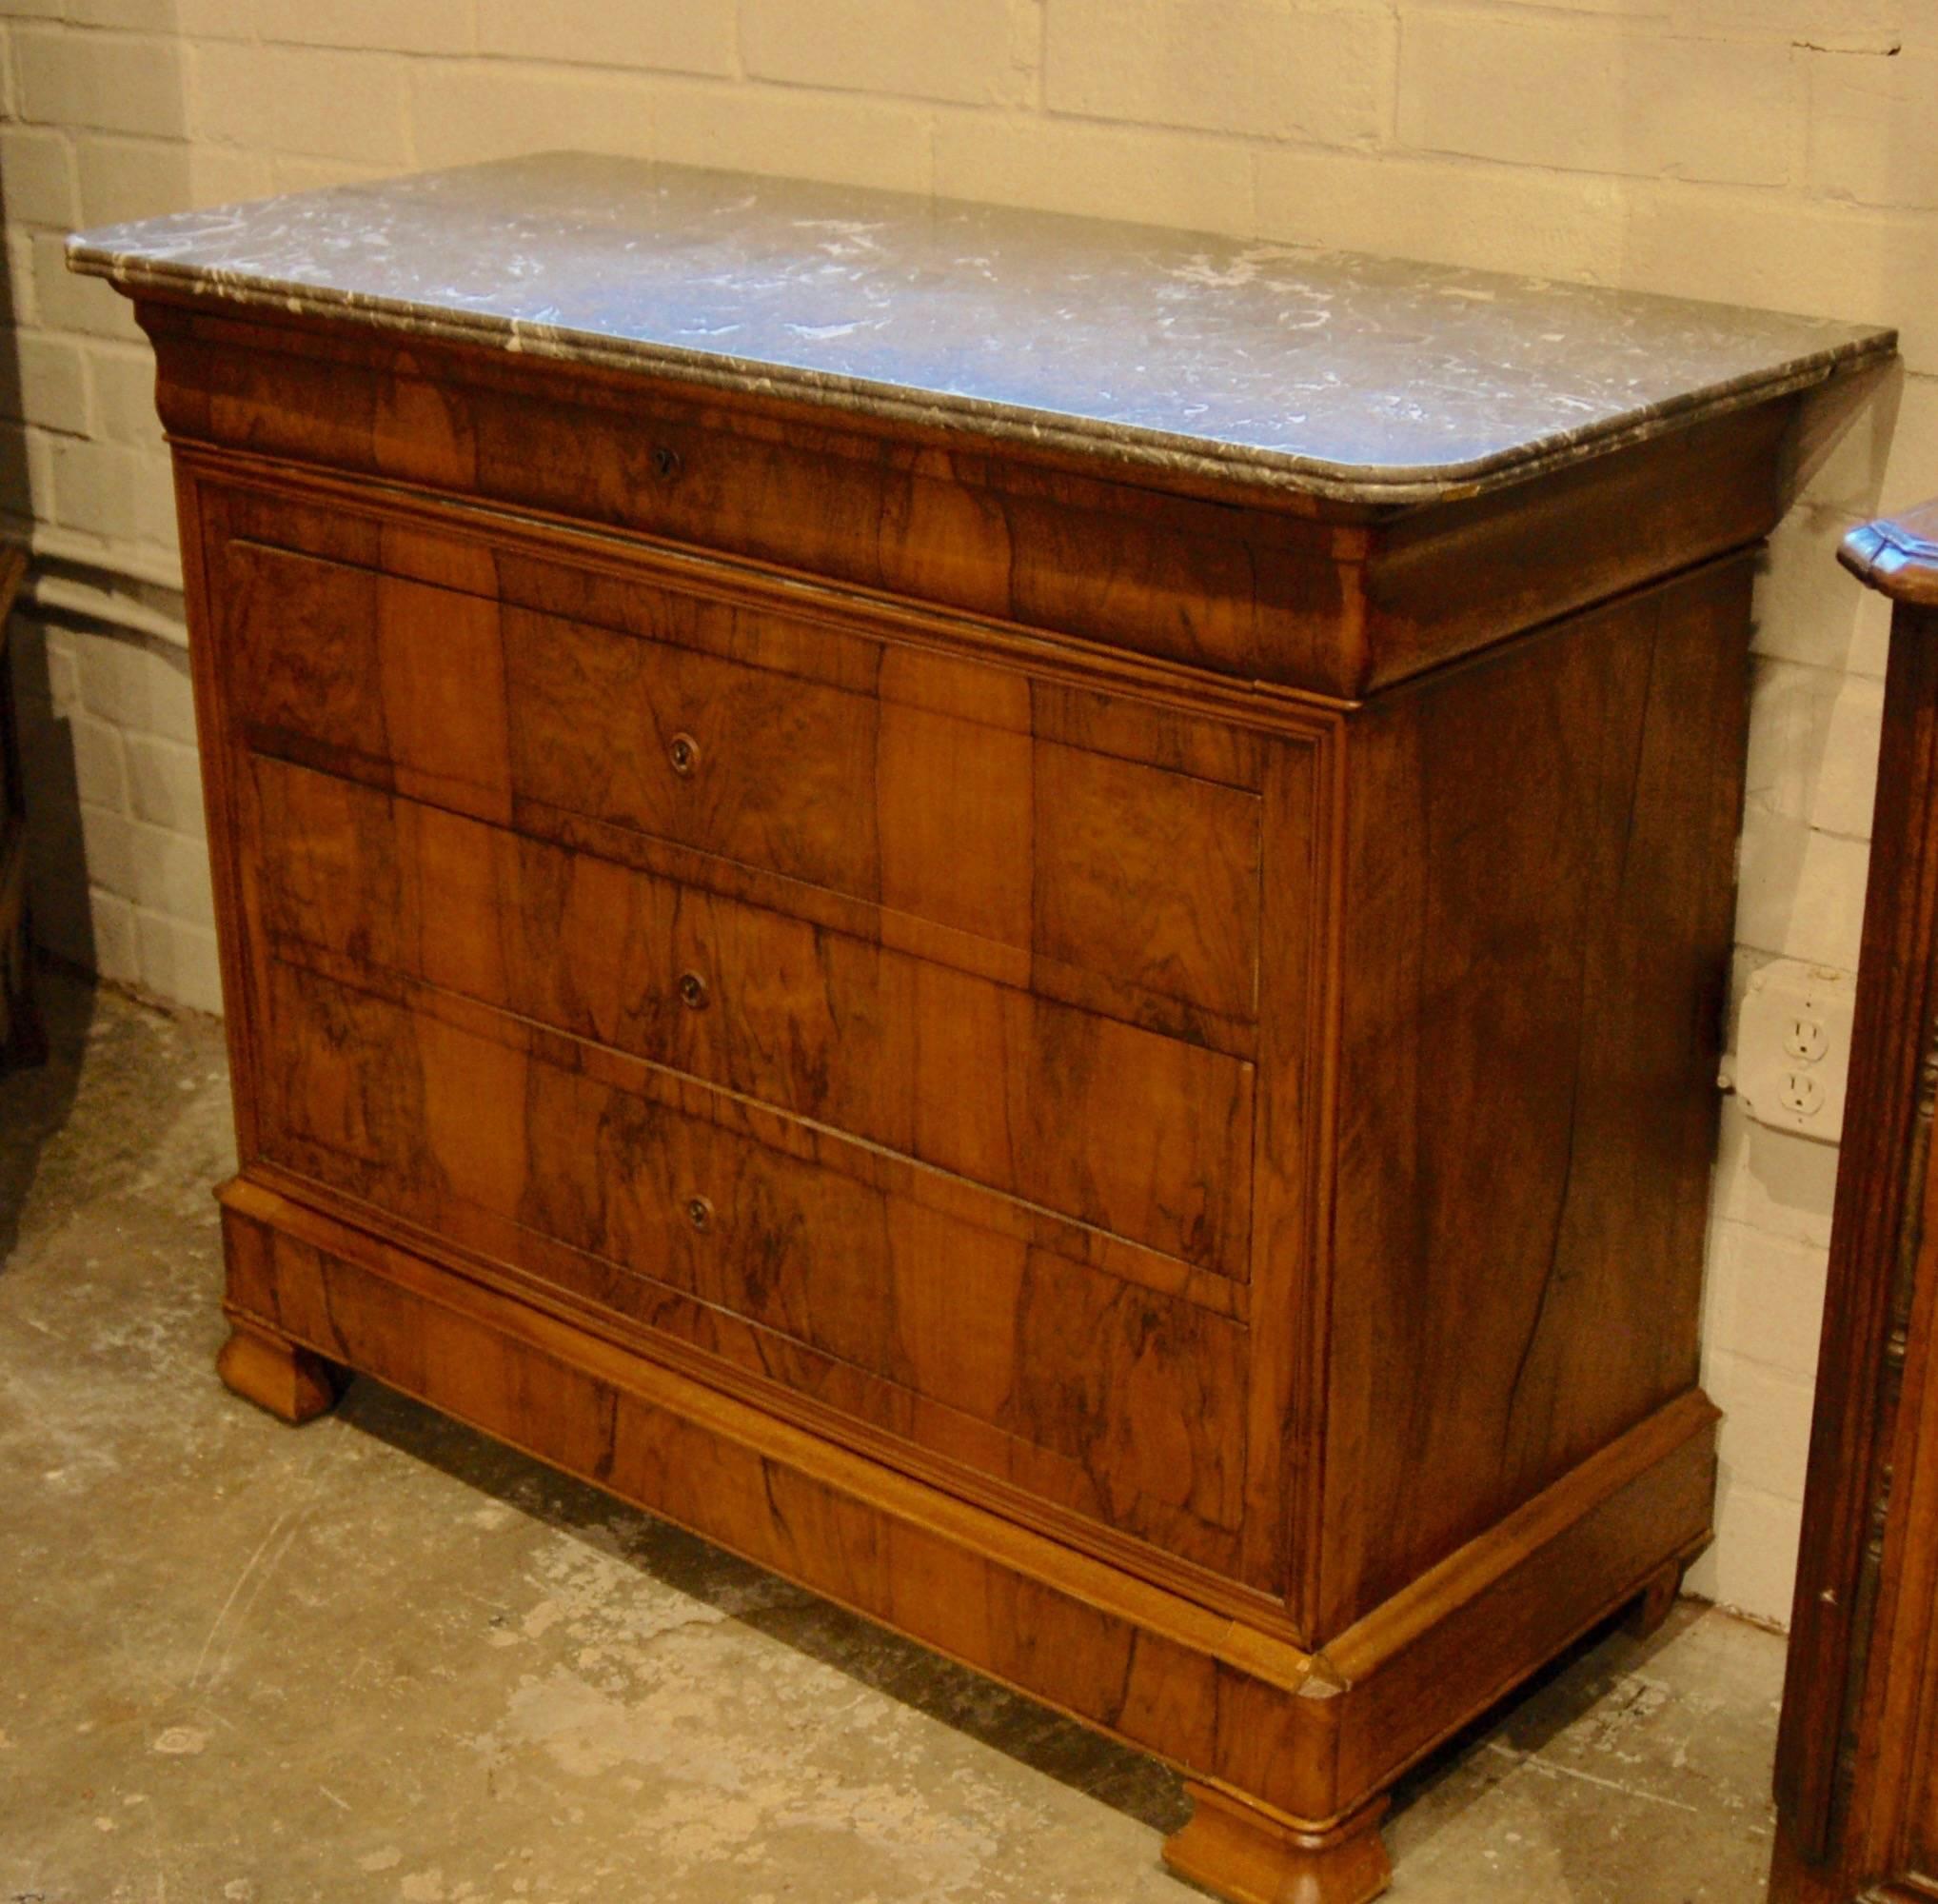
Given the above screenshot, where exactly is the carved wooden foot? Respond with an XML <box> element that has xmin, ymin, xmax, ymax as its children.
<box><xmin>1163</xmin><ymin>1785</ymin><xmax>1392</xmax><ymax>1904</ymax></box>
<box><xmin>217</xmin><ymin>1321</ymin><xmax>346</xmax><ymax>1424</ymax></box>
<box><xmin>1625</xmin><ymin>1557</ymin><xmax>1687</xmax><ymax>1639</ymax></box>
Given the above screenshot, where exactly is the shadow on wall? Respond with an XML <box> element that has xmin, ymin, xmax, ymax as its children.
<box><xmin>0</xmin><ymin>1</ymin><xmax>212</xmax><ymax>1005</ymax></box>
<box><xmin>0</xmin><ymin>168</ymin><xmax>96</xmax><ymax>980</ymax></box>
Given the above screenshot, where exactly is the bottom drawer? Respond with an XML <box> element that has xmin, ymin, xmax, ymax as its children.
<box><xmin>254</xmin><ymin>957</ymin><xmax>1257</xmax><ymax>1583</ymax></box>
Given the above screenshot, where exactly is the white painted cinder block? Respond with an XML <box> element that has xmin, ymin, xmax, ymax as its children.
<box><xmin>189</xmin><ymin>44</ymin><xmax>411</xmax><ymax>165</ymax></box>
<box><xmin>1703</xmin><ymin>1218</ymin><xmax>1830</xmax><ymax>1385</ymax></box>
<box><xmin>1256</xmin><ymin>148</ymin><xmax>1632</xmax><ymax>283</ymax></box>
<box><xmin>1809</xmin><ymin>49</ymin><xmax>1938</xmax><ymax>209</ymax></box>
<box><xmin>86</xmin><ymin>886</ymin><xmax>141</xmax><ymax>986</ymax></box>
<box><xmin>125</xmin><ymin>735</ymin><xmax>207</xmax><ymax>839</ymax></box>
<box><xmin>1745</xmin><ymin>659</ymin><xmax>1885</xmax><ymax>842</ymax></box>
<box><xmin>77</xmin><ymin>799</ymin><xmax>136</xmax><ymax>902</ymax></box>
<box><xmin>1711</xmin><ymin>1095</ymin><xmax>1839</xmax><ymax>1253</ymax></box>
<box><xmin>1397</xmin><ymin>12</ymin><xmax>1796</xmax><ymax>186</ymax></box>
<box><xmin>16</xmin><ymin>621</ymin><xmax>217</xmax><ymax>1011</ymax></box>
<box><xmin>475</xmin><ymin>0</ymin><xmax>737</xmax><ymax>77</ymax></box>
<box><xmin>67</xmin><ymin>710</ymin><xmax>127</xmax><ymax>810</ymax></box>
<box><xmin>1619</xmin><ymin>186</ymin><xmax>1934</xmax><ymax>377</ymax></box>
<box><xmin>1711</xmin><ymin>1351</ymin><xmax>1818</xmax><ymax>1501</ymax></box>
<box><xmin>1735</xmin><ymin>806</ymin><xmax>1872</xmax><ymax>970</ymax></box>
<box><xmin>14</xmin><ymin>28</ymin><xmax>186</xmax><ymax>139</ymax></box>
<box><xmin>30</xmin><ymin>229</ymin><xmax>144</xmax><ymax>341</ymax></box>
<box><xmin>132</xmin><ymin>908</ymin><xmax>223</xmax><ymax>1016</ymax></box>
<box><xmin>257</xmin><ymin>0</ymin><xmax>478</xmax><ymax>57</ymax></box>
<box><xmin>75</xmin><ymin>133</ymin><xmax>195</xmax><ymax>227</ymax></box>
<box><xmin>0</xmin><ymin>124</ymin><xmax>77</xmax><ymax>227</ymax></box>
<box><xmin>5</xmin><ymin>332</ymin><xmax>90</xmax><ymax>437</ymax></box>
<box><xmin>174</xmin><ymin>0</ymin><xmax>255</xmax><ymax>41</ymax></box>
<box><xmin>650</xmin><ymin>81</ymin><xmax>934</xmax><ymax>192</ymax></box>
<box><xmin>1674</xmin><ymin>0</ymin><xmax>1907</xmax><ymax>49</ymax></box>
<box><xmin>66</xmin><ymin>0</ymin><xmax>181</xmax><ymax>30</ymax></box>
<box><xmin>187</xmin><ymin>147</ymin><xmax>272</xmax><ymax>210</ymax></box>
<box><xmin>1046</xmin><ymin>0</ymin><xmax>1392</xmax><ymax>147</ymax></box>
<box><xmin>87</xmin><ymin>347</ymin><xmax>165</xmax><ymax>449</ymax></box>
<box><xmin>1684</xmin><ymin>1478</ymin><xmax>1805</xmax><ymax>1626</ymax></box>
<box><xmin>934</xmin><ymin>113</ymin><xmax>1256</xmax><ymax>230</ymax></box>
<box><xmin>745</xmin><ymin>0</ymin><xmax>1033</xmax><ymax>106</ymax></box>
<box><xmin>408</xmin><ymin>66</ymin><xmax>654</xmax><ymax>172</ymax></box>
<box><xmin>1753</xmin><ymin>506</ymin><xmax>1893</xmax><ymax>680</ymax></box>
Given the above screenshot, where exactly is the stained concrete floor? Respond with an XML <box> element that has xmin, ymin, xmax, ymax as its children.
<box><xmin>1</xmin><ymin>967</ymin><xmax>1785</xmax><ymax>1904</ymax></box>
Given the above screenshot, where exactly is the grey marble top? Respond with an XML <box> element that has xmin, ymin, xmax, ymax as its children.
<box><xmin>68</xmin><ymin>151</ymin><xmax>1894</xmax><ymax>506</ymax></box>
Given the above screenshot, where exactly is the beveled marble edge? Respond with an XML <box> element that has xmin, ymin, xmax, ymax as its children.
<box><xmin>68</xmin><ymin>161</ymin><xmax>1898</xmax><ymax>509</ymax></box>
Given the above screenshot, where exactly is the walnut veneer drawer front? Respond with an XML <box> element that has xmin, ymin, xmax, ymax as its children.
<box><xmin>246</xmin><ymin>754</ymin><xmax>1255</xmax><ymax>1280</ymax></box>
<box><xmin>255</xmin><ymin>955</ymin><xmax>1254</xmax><ymax>1578</ymax></box>
<box><xmin>221</xmin><ymin>529</ymin><xmax>1265</xmax><ymax>1038</ymax></box>
<box><xmin>74</xmin><ymin>152</ymin><xmax>1894</xmax><ymax>1904</ymax></box>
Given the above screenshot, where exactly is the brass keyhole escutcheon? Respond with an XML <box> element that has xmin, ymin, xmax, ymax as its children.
<box><xmin>667</xmin><ymin>731</ymin><xmax>701</xmax><ymax>777</ymax></box>
<box><xmin>685</xmin><ymin>1195</ymin><xmax>714</xmax><ymax>1234</ymax></box>
<box><xmin>678</xmin><ymin>970</ymin><xmax>709</xmax><ymax>1011</ymax></box>
<box><xmin>652</xmin><ymin>445</ymin><xmax>682</xmax><ymax>481</ymax></box>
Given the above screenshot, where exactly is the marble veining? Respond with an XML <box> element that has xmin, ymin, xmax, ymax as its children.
<box><xmin>67</xmin><ymin>151</ymin><xmax>1894</xmax><ymax>505</ymax></box>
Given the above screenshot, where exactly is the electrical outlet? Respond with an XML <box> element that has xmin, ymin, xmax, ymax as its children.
<box><xmin>1778</xmin><ymin>1069</ymin><xmax>1826</xmax><ymax>1118</ymax></box>
<box><xmin>1726</xmin><ymin>960</ymin><xmax>1856</xmax><ymax>1142</ymax></box>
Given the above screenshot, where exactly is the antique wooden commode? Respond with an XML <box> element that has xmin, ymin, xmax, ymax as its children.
<box><xmin>70</xmin><ymin>156</ymin><xmax>1891</xmax><ymax>1902</ymax></box>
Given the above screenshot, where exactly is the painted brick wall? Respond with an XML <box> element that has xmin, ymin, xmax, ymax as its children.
<box><xmin>2</xmin><ymin>0</ymin><xmax>1933</xmax><ymax>1626</ymax></box>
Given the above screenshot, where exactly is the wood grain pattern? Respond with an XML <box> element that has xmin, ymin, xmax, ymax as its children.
<box><xmin>221</xmin><ymin>530</ymin><xmax>1266</xmax><ymax>1031</ymax></box>
<box><xmin>253</xmin><ymin>951</ymin><xmax>1257</xmax><ymax>1575</ymax></box>
<box><xmin>216</xmin><ymin>1180</ymin><xmax>1718</xmax><ymax>1831</ymax></box>
<box><xmin>114</xmin><ymin>277</ymin><xmax>1847</xmax><ymax>1902</ymax></box>
<box><xmin>1771</xmin><ymin>504</ymin><xmax>1938</xmax><ymax>1904</ymax></box>
<box><xmin>1314</xmin><ymin>553</ymin><xmax>1750</xmax><ymax>1634</ymax></box>
<box><xmin>1163</xmin><ymin>1787</ymin><xmax>1392</xmax><ymax>1904</ymax></box>
<box><xmin>140</xmin><ymin>297</ymin><xmax>1836</xmax><ymax>697</ymax></box>
<box><xmin>247</xmin><ymin>752</ymin><xmax>1255</xmax><ymax>1278</ymax></box>
<box><xmin>215</xmin><ymin>1318</ymin><xmax>344</xmax><ymax>1424</ymax></box>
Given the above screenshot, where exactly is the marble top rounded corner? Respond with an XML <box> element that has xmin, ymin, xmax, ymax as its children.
<box><xmin>1841</xmin><ymin>501</ymin><xmax>1938</xmax><ymax>609</ymax></box>
<box><xmin>67</xmin><ymin>151</ymin><xmax>1898</xmax><ymax>508</ymax></box>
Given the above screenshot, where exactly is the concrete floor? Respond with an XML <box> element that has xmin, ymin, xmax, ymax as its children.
<box><xmin>1</xmin><ymin>968</ymin><xmax>1786</xmax><ymax>1904</ymax></box>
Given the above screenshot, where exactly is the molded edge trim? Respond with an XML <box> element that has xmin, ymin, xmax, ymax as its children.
<box><xmin>219</xmin><ymin>1173</ymin><xmax>1720</xmax><ymax>1825</ymax></box>
<box><xmin>1843</xmin><ymin>503</ymin><xmax>1938</xmax><ymax>609</ymax></box>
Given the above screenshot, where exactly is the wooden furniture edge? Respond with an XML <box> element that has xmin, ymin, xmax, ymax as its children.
<box><xmin>1775</xmin><ymin>534</ymin><xmax>1938</xmax><ymax>1886</ymax></box>
<box><xmin>1164</xmin><ymin>1785</ymin><xmax>1393</xmax><ymax>1904</ymax></box>
<box><xmin>140</xmin><ymin>294</ymin><xmax>1852</xmax><ymax>700</ymax></box>
<box><xmin>82</xmin><ymin>249</ymin><xmax>1893</xmax><ymax>517</ymax></box>
<box><xmin>216</xmin><ymin>1173</ymin><xmax>1719</xmax><ymax>1834</ymax></box>
<box><xmin>1841</xmin><ymin>500</ymin><xmax>1938</xmax><ymax>609</ymax></box>
<box><xmin>1772</xmin><ymin>1806</ymin><xmax>1938</xmax><ymax>1904</ymax></box>
<box><xmin>175</xmin><ymin>436</ymin><xmax>1362</xmax><ymax>728</ymax></box>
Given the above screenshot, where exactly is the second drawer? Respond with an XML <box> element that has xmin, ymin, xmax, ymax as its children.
<box><xmin>246</xmin><ymin>753</ymin><xmax>1256</xmax><ymax>1281</ymax></box>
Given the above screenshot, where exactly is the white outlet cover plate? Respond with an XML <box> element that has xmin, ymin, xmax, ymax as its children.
<box><xmin>1732</xmin><ymin>959</ymin><xmax>1856</xmax><ymax>1143</ymax></box>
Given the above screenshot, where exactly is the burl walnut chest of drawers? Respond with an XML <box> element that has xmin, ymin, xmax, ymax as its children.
<box><xmin>70</xmin><ymin>156</ymin><xmax>1892</xmax><ymax>1903</ymax></box>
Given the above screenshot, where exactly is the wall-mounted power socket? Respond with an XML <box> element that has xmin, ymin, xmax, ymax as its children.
<box><xmin>1721</xmin><ymin>960</ymin><xmax>1857</xmax><ymax>1143</ymax></box>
